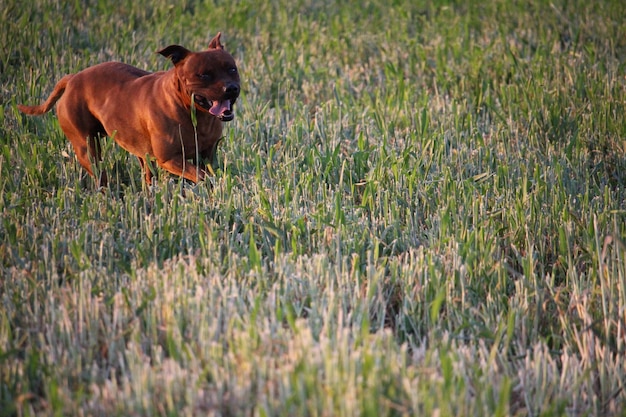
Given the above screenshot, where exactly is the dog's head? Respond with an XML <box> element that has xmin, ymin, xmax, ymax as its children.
<box><xmin>158</xmin><ymin>33</ymin><xmax>240</xmax><ymax>121</ymax></box>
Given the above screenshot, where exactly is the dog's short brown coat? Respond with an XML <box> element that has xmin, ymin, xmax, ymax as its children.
<box><xmin>18</xmin><ymin>32</ymin><xmax>240</xmax><ymax>186</ymax></box>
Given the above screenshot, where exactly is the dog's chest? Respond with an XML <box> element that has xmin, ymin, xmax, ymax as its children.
<box><xmin>179</xmin><ymin>116</ymin><xmax>223</xmax><ymax>152</ymax></box>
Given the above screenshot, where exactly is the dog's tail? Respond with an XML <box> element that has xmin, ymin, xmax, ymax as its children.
<box><xmin>18</xmin><ymin>74</ymin><xmax>74</xmax><ymax>115</ymax></box>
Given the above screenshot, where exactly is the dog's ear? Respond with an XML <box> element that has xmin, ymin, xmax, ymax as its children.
<box><xmin>157</xmin><ymin>45</ymin><xmax>191</xmax><ymax>64</ymax></box>
<box><xmin>208</xmin><ymin>32</ymin><xmax>224</xmax><ymax>50</ymax></box>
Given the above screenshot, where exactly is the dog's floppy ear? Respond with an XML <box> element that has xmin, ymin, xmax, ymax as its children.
<box><xmin>208</xmin><ymin>32</ymin><xmax>224</xmax><ymax>50</ymax></box>
<box><xmin>157</xmin><ymin>45</ymin><xmax>191</xmax><ymax>64</ymax></box>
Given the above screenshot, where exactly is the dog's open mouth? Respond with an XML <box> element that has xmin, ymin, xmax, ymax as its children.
<box><xmin>194</xmin><ymin>95</ymin><xmax>234</xmax><ymax>121</ymax></box>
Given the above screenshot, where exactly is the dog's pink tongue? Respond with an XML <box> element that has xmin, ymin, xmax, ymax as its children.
<box><xmin>209</xmin><ymin>100</ymin><xmax>231</xmax><ymax>117</ymax></box>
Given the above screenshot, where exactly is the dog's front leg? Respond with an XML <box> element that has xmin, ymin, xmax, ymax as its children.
<box><xmin>137</xmin><ymin>156</ymin><xmax>157</xmax><ymax>185</ymax></box>
<box><xmin>157</xmin><ymin>157</ymin><xmax>208</xmax><ymax>184</ymax></box>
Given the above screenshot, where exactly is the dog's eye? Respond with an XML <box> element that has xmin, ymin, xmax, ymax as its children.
<box><xmin>228</xmin><ymin>67</ymin><xmax>238</xmax><ymax>75</ymax></box>
<box><xmin>198</xmin><ymin>73</ymin><xmax>213</xmax><ymax>81</ymax></box>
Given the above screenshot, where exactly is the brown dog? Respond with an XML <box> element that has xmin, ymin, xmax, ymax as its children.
<box><xmin>18</xmin><ymin>32</ymin><xmax>240</xmax><ymax>186</ymax></box>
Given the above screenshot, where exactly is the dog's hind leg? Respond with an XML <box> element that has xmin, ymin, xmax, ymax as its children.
<box><xmin>56</xmin><ymin>99</ymin><xmax>108</xmax><ymax>187</ymax></box>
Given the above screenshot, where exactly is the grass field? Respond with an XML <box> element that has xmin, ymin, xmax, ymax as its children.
<box><xmin>2</xmin><ymin>0</ymin><xmax>626</xmax><ymax>415</ymax></box>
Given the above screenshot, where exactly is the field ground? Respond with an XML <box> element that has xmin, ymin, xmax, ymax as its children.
<box><xmin>1</xmin><ymin>0</ymin><xmax>626</xmax><ymax>415</ymax></box>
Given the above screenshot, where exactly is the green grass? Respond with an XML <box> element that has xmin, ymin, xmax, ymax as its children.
<box><xmin>2</xmin><ymin>0</ymin><xmax>626</xmax><ymax>415</ymax></box>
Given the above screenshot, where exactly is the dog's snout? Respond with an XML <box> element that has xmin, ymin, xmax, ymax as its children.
<box><xmin>224</xmin><ymin>83</ymin><xmax>240</xmax><ymax>97</ymax></box>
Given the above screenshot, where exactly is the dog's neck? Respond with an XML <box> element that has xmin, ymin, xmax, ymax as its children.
<box><xmin>172</xmin><ymin>72</ymin><xmax>194</xmax><ymax>110</ymax></box>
